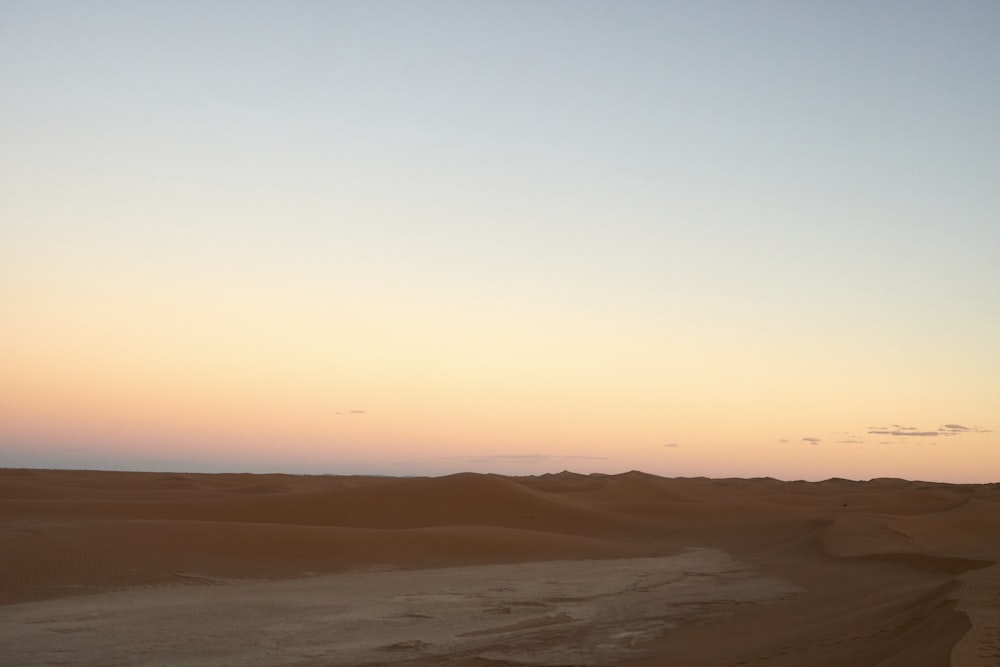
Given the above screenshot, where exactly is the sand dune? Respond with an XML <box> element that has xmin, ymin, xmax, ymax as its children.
<box><xmin>1</xmin><ymin>468</ymin><xmax>998</xmax><ymax>665</ymax></box>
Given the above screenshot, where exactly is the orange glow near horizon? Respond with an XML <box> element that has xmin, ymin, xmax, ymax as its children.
<box><xmin>3</xmin><ymin>2</ymin><xmax>998</xmax><ymax>482</ymax></box>
<box><xmin>3</xmin><ymin>301</ymin><xmax>996</xmax><ymax>483</ymax></box>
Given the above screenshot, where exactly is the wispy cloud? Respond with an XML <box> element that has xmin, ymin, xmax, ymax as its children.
<box><xmin>336</xmin><ymin>410</ymin><xmax>366</xmax><ymax>415</ymax></box>
<box><xmin>865</xmin><ymin>423</ymin><xmax>990</xmax><ymax>438</ymax></box>
<box><xmin>868</xmin><ymin>429</ymin><xmax>938</xmax><ymax>437</ymax></box>
<box><xmin>940</xmin><ymin>423</ymin><xmax>990</xmax><ymax>435</ymax></box>
<box><xmin>663</xmin><ymin>443</ymin><xmax>680</xmax><ymax>448</ymax></box>
<box><xmin>942</xmin><ymin>423</ymin><xmax>972</xmax><ymax>432</ymax></box>
<box><xmin>801</xmin><ymin>437</ymin><xmax>821</xmax><ymax>445</ymax></box>
<box><xmin>867</xmin><ymin>422</ymin><xmax>991</xmax><ymax>438</ymax></box>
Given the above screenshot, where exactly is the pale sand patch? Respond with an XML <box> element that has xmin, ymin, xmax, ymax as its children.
<box><xmin>951</xmin><ymin>562</ymin><xmax>1000</xmax><ymax>667</ymax></box>
<box><xmin>0</xmin><ymin>548</ymin><xmax>799</xmax><ymax>667</ymax></box>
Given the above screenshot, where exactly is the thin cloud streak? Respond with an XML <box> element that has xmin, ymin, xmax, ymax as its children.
<box><xmin>865</xmin><ymin>423</ymin><xmax>991</xmax><ymax>438</ymax></box>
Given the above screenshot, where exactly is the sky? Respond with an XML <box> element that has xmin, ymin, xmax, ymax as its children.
<box><xmin>1</xmin><ymin>1</ymin><xmax>998</xmax><ymax>482</ymax></box>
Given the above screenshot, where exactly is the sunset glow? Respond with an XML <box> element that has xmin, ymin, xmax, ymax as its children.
<box><xmin>2</xmin><ymin>1</ymin><xmax>997</xmax><ymax>482</ymax></box>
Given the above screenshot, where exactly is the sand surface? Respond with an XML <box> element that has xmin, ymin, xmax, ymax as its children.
<box><xmin>1</xmin><ymin>469</ymin><xmax>999</xmax><ymax>665</ymax></box>
<box><xmin>0</xmin><ymin>549</ymin><xmax>799</xmax><ymax>666</ymax></box>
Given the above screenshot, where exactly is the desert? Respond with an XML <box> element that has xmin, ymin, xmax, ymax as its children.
<box><xmin>1</xmin><ymin>468</ymin><xmax>998</xmax><ymax>666</ymax></box>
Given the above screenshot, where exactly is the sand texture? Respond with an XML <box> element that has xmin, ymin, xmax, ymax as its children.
<box><xmin>1</xmin><ymin>469</ymin><xmax>999</xmax><ymax>666</ymax></box>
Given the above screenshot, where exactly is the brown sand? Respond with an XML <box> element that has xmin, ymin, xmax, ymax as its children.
<box><xmin>1</xmin><ymin>469</ymin><xmax>998</xmax><ymax>665</ymax></box>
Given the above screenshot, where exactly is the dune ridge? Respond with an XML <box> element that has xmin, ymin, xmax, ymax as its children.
<box><xmin>1</xmin><ymin>468</ymin><xmax>998</xmax><ymax>665</ymax></box>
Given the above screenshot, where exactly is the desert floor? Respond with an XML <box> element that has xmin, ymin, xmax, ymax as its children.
<box><xmin>1</xmin><ymin>469</ymin><xmax>998</xmax><ymax>666</ymax></box>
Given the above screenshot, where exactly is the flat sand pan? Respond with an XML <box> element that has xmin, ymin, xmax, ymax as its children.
<box><xmin>0</xmin><ymin>548</ymin><xmax>799</xmax><ymax>667</ymax></box>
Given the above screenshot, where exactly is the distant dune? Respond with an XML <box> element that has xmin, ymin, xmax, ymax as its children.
<box><xmin>1</xmin><ymin>468</ymin><xmax>998</xmax><ymax>666</ymax></box>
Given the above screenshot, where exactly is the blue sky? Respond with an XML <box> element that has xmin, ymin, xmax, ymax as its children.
<box><xmin>2</xmin><ymin>1</ymin><xmax>998</xmax><ymax>481</ymax></box>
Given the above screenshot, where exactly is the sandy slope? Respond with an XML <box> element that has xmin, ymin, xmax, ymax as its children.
<box><xmin>1</xmin><ymin>468</ymin><xmax>998</xmax><ymax>666</ymax></box>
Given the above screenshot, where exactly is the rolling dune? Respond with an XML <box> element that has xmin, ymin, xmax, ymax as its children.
<box><xmin>1</xmin><ymin>468</ymin><xmax>998</xmax><ymax>665</ymax></box>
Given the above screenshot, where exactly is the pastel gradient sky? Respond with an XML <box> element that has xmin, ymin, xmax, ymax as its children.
<box><xmin>2</xmin><ymin>1</ymin><xmax>998</xmax><ymax>482</ymax></box>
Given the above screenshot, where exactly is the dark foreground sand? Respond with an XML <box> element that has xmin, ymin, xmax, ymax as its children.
<box><xmin>1</xmin><ymin>469</ymin><xmax>998</xmax><ymax>666</ymax></box>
